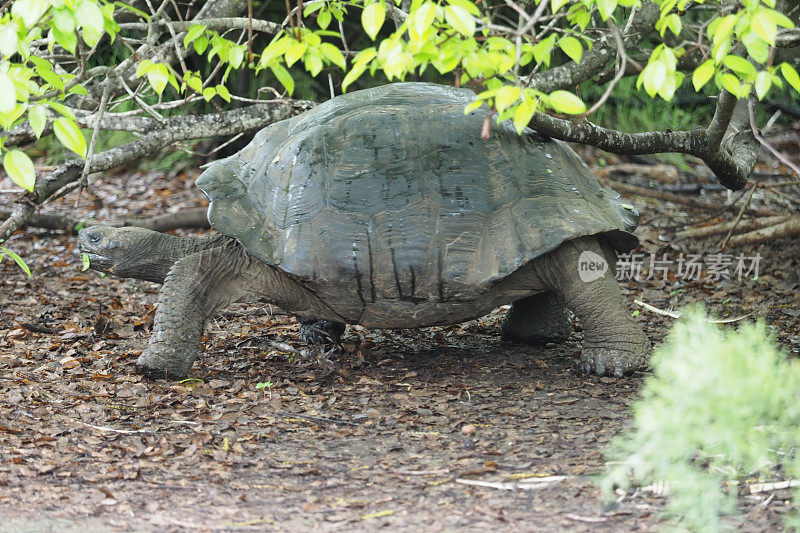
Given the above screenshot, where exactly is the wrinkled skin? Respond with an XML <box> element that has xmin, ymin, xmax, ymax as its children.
<box><xmin>79</xmin><ymin>226</ymin><xmax>650</xmax><ymax>380</ymax></box>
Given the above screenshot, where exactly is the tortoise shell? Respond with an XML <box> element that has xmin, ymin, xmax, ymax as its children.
<box><xmin>196</xmin><ymin>83</ymin><xmax>638</xmax><ymax>320</ymax></box>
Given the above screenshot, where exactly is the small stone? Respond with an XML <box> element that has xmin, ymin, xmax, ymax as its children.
<box><xmin>461</xmin><ymin>424</ymin><xmax>476</xmax><ymax>435</ymax></box>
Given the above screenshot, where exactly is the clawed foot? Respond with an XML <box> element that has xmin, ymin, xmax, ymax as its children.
<box><xmin>580</xmin><ymin>347</ymin><xmax>649</xmax><ymax>377</ymax></box>
<box><xmin>298</xmin><ymin>319</ymin><xmax>346</xmax><ymax>345</ymax></box>
<box><xmin>136</xmin><ymin>348</ymin><xmax>195</xmax><ymax>380</ymax></box>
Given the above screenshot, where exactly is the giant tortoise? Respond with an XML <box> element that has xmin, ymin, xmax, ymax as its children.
<box><xmin>78</xmin><ymin>82</ymin><xmax>650</xmax><ymax>379</ymax></box>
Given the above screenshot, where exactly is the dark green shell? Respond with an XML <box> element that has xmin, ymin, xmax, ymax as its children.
<box><xmin>197</xmin><ymin>82</ymin><xmax>637</xmax><ymax>312</ymax></box>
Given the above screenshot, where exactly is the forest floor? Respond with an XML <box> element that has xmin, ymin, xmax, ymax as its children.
<box><xmin>1</xmin><ymin>146</ymin><xmax>799</xmax><ymax>532</ymax></box>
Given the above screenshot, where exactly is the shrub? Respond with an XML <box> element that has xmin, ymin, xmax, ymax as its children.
<box><xmin>602</xmin><ymin>307</ymin><xmax>800</xmax><ymax>531</ymax></box>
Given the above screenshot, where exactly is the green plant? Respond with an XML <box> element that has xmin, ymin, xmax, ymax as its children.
<box><xmin>256</xmin><ymin>380</ymin><xmax>274</xmax><ymax>397</ymax></box>
<box><xmin>0</xmin><ymin>239</ymin><xmax>30</xmax><ymax>276</ymax></box>
<box><xmin>602</xmin><ymin>306</ymin><xmax>800</xmax><ymax>531</ymax></box>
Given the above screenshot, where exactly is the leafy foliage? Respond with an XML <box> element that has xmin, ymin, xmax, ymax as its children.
<box><xmin>0</xmin><ymin>0</ymin><xmax>119</xmax><ymax>189</ymax></box>
<box><xmin>602</xmin><ymin>307</ymin><xmax>800</xmax><ymax>531</ymax></box>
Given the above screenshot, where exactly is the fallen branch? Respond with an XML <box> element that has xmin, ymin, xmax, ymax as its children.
<box><xmin>595</xmin><ymin>163</ymin><xmax>681</xmax><ymax>184</ymax></box>
<box><xmin>0</xmin><ymin>207</ymin><xmax>211</xmax><ymax>234</ymax></box>
<box><xmin>675</xmin><ymin>215</ymin><xmax>792</xmax><ymax>239</ymax></box>
<box><xmin>727</xmin><ymin>215</ymin><xmax>800</xmax><ymax>246</ymax></box>
<box><xmin>601</xmin><ymin>179</ymin><xmax>778</xmax><ymax>217</ymax></box>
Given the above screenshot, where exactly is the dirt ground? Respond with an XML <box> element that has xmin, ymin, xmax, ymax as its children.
<box><xmin>1</xmin><ymin>150</ymin><xmax>799</xmax><ymax>531</ymax></box>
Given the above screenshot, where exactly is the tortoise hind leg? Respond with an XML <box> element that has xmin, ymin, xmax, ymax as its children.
<box><xmin>298</xmin><ymin>318</ymin><xmax>346</xmax><ymax>344</ymax></box>
<box><xmin>501</xmin><ymin>292</ymin><xmax>572</xmax><ymax>345</ymax></box>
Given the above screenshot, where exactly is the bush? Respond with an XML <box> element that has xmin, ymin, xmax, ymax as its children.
<box><xmin>602</xmin><ymin>307</ymin><xmax>800</xmax><ymax>531</ymax></box>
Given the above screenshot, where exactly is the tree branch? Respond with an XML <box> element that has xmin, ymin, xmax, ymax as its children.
<box><xmin>524</xmin><ymin>1</ymin><xmax>660</xmax><ymax>92</ymax></box>
<box><xmin>0</xmin><ymin>100</ymin><xmax>316</xmax><ymax>241</ymax></box>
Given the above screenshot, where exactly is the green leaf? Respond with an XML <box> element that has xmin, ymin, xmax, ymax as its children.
<box><xmin>532</xmin><ymin>35</ymin><xmax>556</xmax><ymax>67</ymax></box>
<box><xmin>742</xmin><ymin>31</ymin><xmax>770</xmax><ymax>64</ymax></box>
<box><xmin>114</xmin><ymin>1</ymin><xmax>149</xmax><ymax>19</ymax></box>
<box><xmin>305</xmin><ymin>52</ymin><xmax>323</xmax><ymax>77</ymax></box>
<box><xmin>722</xmin><ymin>55</ymin><xmax>756</xmax><ymax>79</ymax></box>
<box><xmin>11</xmin><ymin>0</ymin><xmax>48</xmax><ymax>28</ymax></box>
<box><xmin>202</xmin><ymin>87</ymin><xmax>216</xmax><ymax>101</ymax></box>
<box><xmin>513</xmin><ymin>95</ymin><xmax>538</xmax><ymax>135</ymax></box>
<box><xmin>551</xmin><ymin>0</ymin><xmax>570</xmax><ymax>12</ymax></box>
<box><xmin>81</xmin><ymin>253</ymin><xmax>91</xmax><ymax>272</ymax></box>
<box><xmin>548</xmin><ymin>90</ymin><xmax>586</xmax><ymax>115</ymax></box>
<box><xmin>194</xmin><ymin>36</ymin><xmax>209</xmax><ymax>54</ymax></box>
<box><xmin>259</xmin><ymin>35</ymin><xmax>291</xmax><ymax>69</ymax></box>
<box><xmin>558</xmin><ymin>36</ymin><xmax>582</xmax><ymax>64</ymax></box>
<box><xmin>411</xmin><ymin>2</ymin><xmax>436</xmax><ymax>41</ymax></box>
<box><xmin>135</xmin><ymin>59</ymin><xmax>153</xmax><ymax>78</ymax></box>
<box><xmin>0</xmin><ymin>23</ymin><xmax>19</xmax><ymax>56</ymax></box>
<box><xmin>448</xmin><ymin>0</ymin><xmax>480</xmax><ymax>16</ymax></box>
<box><xmin>183</xmin><ymin>24</ymin><xmax>206</xmax><ymax>48</ymax></box>
<box><xmin>53</xmin><ymin>117</ymin><xmax>87</xmax><ymax>158</ymax></box>
<box><xmin>444</xmin><ymin>5</ymin><xmax>475</xmax><ymax>36</ymax></box>
<box><xmin>721</xmin><ymin>73</ymin><xmax>743</xmax><ymax>97</ymax></box>
<box><xmin>31</xmin><ymin>56</ymin><xmax>66</xmax><ymax>90</ymax></box>
<box><xmin>342</xmin><ymin>63</ymin><xmax>367</xmax><ymax>92</ymax></box>
<box><xmin>319</xmin><ymin>42</ymin><xmax>346</xmax><ymax>68</ymax></box>
<box><xmin>28</xmin><ymin>104</ymin><xmax>46</xmax><ymax>138</ymax></box>
<box><xmin>215</xmin><ymin>84</ymin><xmax>230</xmax><ymax>102</ymax></box>
<box><xmin>641</xmin><ymin>60</ymin><xmax>667</xmax><ymax>97</ymax></box>
<box><xmin>76</xmin><ymin>1</ymin><xmax>104</xmax><ymax>46</ymax></box>
<box><xmin>0</xmin><ymin>72</ymin><xmax>16</xmax><ymax>114</ymax></box>
<box><xmin>780</xmin><ymin>62</ymin><xmax>800</xmax><ymax>93</ymax></box>
<box><xmin>147</xmin><ymin>63</ymin><xmax>169</xmax><ymax>94</ymax></box>
<box><xmin>185</xmin><ymin>73</ymin><xmax>203</xmax><ymax>93</ymax></box>
<box><xmin>3</xmin><ymin>150</ymin><xmax>35</xmax><ymax>192</ymax></box>
<box><xmin>750</xmin><ymin>9</ymin><xmax>777</xmax><ymax>45</ymax></box>
<box><xmin>2</xmin><ymin>246</ymin><xmax>30</xmax><ymax>277</ymax></box>
<box><xmin>362</xmin><ymin>2</ymin><xmax>386</xmax><ymax>41</ymax></box>
<box><xmin>271</xmin><ymin>63</ymin><xmax>294</xmax><ymax>95</ymax></box>
<box><xmin>692</xmin><ymin>60</ymin><xmax>714</xmax><ymax>91</ymax></box>
<box><xmin>317</xmin><ymin>9</ymin><xmax>332</xmax><ymax>30</ymax></box>
<box><xmin>47</xmin><ymin>101</ymin><xmax>75</xmax><ymax>119</ymax></box>
<box><xmin>284</xmin><ymin>39</ymin><xmax>307</xmax><ymax>67</ymax></box>
<box><xmin>494</xmin><ymin>85</ymin><xmax>520</xmax><ymax>113</ymax></box>
<box><xmin>596</xmin><ymin>0</ymin><xmax>618</xmax><ymax>21</ymax></box>
<box><xmin>755</xmin><ymin>70</ymin><xmax>771</xmax><ymax>100</ymax></box>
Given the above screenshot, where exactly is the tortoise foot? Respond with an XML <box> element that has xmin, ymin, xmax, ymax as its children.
<box><xmin>136</xmin><ymin>348</ymin><xmax>195</xmax><ymax>380</ymax></box>
<box><xmin>580</xmin><ymin>347</ymin><xmax>648</xmax><ymax>377</ymax></box>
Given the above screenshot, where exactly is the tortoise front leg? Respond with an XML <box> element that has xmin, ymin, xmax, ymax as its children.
<box><xmin>136</xmin><ymin>247</ymin><xmax>255</xmax><ymax>379</ymax></box>
<box><xmin>533</xmin><ymin>236</ymin><xmax>650</xmax><ymax>377</ymax></box>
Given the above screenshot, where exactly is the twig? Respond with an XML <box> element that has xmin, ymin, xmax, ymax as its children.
<box><xmin>750</xmin><ymin>480</ymin><xmax>800</xmax><ymax>494</ymax></box>
<box><xmin>455</xmin><ymin>476</ymin><xmax>566</xmax><ymax>491</ymax></box>
<box><xmin>76</xmin><ymin>420</ymin><xmax>155</xmax><ymax>434</ymax></box>
<box><xmin>633</xmin><ymin>299</ymin><xmax>751</xmax><ymax>324</ymax></box>
<box><xmin>749</xmin><ymin>99</ymin><xmax>800</xmax><ymax>179</ymax></box>
<box><xmin>727</xmin><ymin>215</ymin><xmax>800</xmax><ymax>246</ymax></box>
<box><xmin>720</xmin><ymin>183</ymin><xmax>758</xmax><ymax>250</ymax></box>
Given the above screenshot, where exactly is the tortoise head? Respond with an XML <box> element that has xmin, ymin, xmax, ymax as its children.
<box><xmin>78</xmin><ymin>226</ymin><xmax>171</xmax><ymax>282</ymax></box>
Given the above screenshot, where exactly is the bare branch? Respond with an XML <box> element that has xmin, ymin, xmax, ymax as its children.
<box><xmin>524</xmin><ymin>1</ymin><xmax>660</xmax><ymax>93</ymax></box>
<box><xmin>0</xmin><ymin>100</ymin><xmax>316</xmax><ymax>241</ymax></box>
